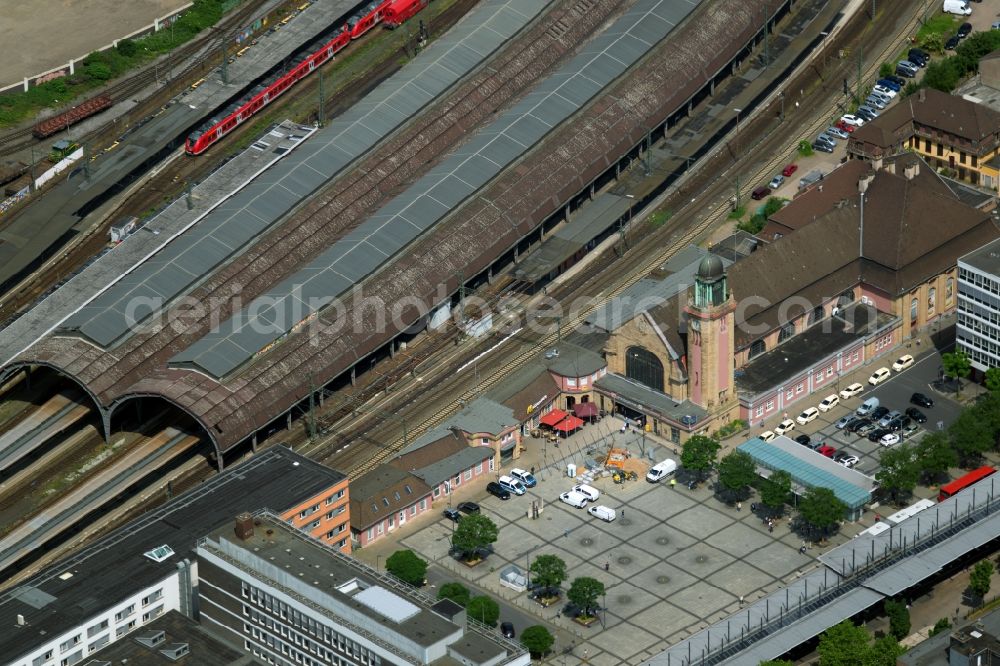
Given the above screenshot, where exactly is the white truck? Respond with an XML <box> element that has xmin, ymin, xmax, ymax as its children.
<box><xmin>943</xmin><ymin>0</ymin><xmax>972</xmax><ymax>16</ymax></box>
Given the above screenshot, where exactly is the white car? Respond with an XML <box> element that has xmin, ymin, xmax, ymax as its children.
<box><xmin>892</xmin><ymin>354</ymin><xmax>914</xmax><ymax>372</ymax></box>
<box><xmin>571</xmin><ymin>484</ymin><xmax>600</xmax><ymax>502</ymax></box>
<box><xmin>880</xmin><ymin>432</ymin><xmax>900</xmax><ymax>447</ymax></box>
<box><xmin>840</xmin><ymin>114</ymin><xmax>865</xmax><ymax>127</ymax></box>
<box><xmin>818</xmin><ymin>394</ymin><xmax>840</xmax><ymax>412</ymax></box>
<box><xmin>868</xmin><ymin>367</ymin><xmax>891</xmax><ymax>386</ymax></box>
<box><xmin>873</xmin><ymin>84</ymin><xmax>897</xmax><ymax>98</ymax></box>
<box><xmin>759</xmin><ymin>430</ymin><xmax>776</xmax><ymax>442</ymax></box>
<box><xmin>509</xmin><ymin>468</ymin><xmax>537</xmax><ymax>488</ymax></box>
<box><xmin>498</xmin><ymin>475</ymin><xmax>526</xmax><ymax>496</ymax></box>
<box><xmin>796</xmin><ymin>407</ymin><xmax>820</xmax><ymax>426</ymax></box>
<box><xmin>774</xmin><ymin>419</ymin><xmax>796</xmax><ymax>436</ymax></box>
<box><xmin>840</xmin><ymin>383</ymin><xmax>864</xmax><ymax>399</ymax></box>
<box><xmin>646</xmin><ymin>459</ymin><xmax>677</xmax><ymax>482</ymax></box>
<box><xmin>838</xmin><ymin>455</ymin><xmax>860</xmax><ymax>468</ymax></box>
<box><xmin>559</xmin><ymin>491</ymin><xmax>589</xmax><ymax>508</ymax></box>
<box><xmin>587</xmin><ymin>505</ymin><xmax>617</xmax><ymax>522</ymax></box>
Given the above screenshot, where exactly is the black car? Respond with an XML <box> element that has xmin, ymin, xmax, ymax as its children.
<box><xmin>911</xmin><ymin>392</ymin><xmax>934</xmax><ymax>408</ymax></box>
<box><xmin>886</xmin><ymin>415</ymin><xmax>911</xmax><ymax>431</ymax></box>
<box><xmin>795</xmin><ymin>434</ymin><xmax>812</xmax><ymax>447</ymax></box>
<box><xmin>871</xmin><ymin>406</ymin><xmax>890</xmax><ymax>422</ymax></box>
<box><xmin>500</xmin><ymin>622</ymin><xmax>516</xmax><ymax>639</ymax></box>
<box><xmin>908</xmin><ymin>48</ymin><xmax>929</xmax><ymax>66</ymax></box>
<box><xmin>457</xmin><ymin>501</ymin><xmax>481</xmax><ymax>515</ymax></box>
<box><xmin>843</xmin><ymin>417</ymin><xmax>864</xmax><ymax>431</ymax></box>
<box><xmin>946</xmin><ymin>35</ymin><xmax>960</xmax><ymax>50</ymax></box>
<box><xmin>958</xmin><ymin>22</ymin><xmax>972</xmax><ymax>39</ymax></box>
<box><xmin>857</xmin><ymin>421</ymin><xmax>879</xmax><ymax>437</ymax></box>
<box><xmin>885</xmin><ymin>74</ymin><xmax>906</xmax><ymax>87</ymax></box>
<box><xmin>486</xmin><ymin>482</ymin><xmax>510</xmax><ymax>500</ymax></box>
<box><xmin>812</xmin><ymin>141</ymin><xmax>834</xmax><ymax>154</ymax></box>
<box><xmin>443</xmin><ymin>508</ymin><xmax>461</xmax><ymax>522</ymax></box>
<box><xmin>905</xmin><ymin>407</ymin><xmax>927</xmax><ymax>424</ymax></box>
<box><xmin>868</xmin><ymin>427</ymin><xmax>892</xmax><ymax>442</ymax></box>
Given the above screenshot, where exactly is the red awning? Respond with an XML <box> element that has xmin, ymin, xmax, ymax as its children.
<box><xmin>573</xmin><ymin>402</ymin><xmax>598</xmax><ymax>418</ymax></box>
<box><xmin>553</xmin><ymin>415</ymin><xmax>585</xmax><ymax>432</ymax></box>
<box><xmin>539</xmin><ymin>409</ymin><xmax>568</xmax><ymax>427</ymax></box>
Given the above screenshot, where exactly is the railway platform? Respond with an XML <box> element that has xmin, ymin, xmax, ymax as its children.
<box><xmin>0</xmin><ymin>120</ymin><xmax>316</xmax><ymax>366</ymax></box>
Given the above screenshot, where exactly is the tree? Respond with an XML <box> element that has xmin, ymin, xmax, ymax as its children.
<box><xmin>116</xmin><ymin>38</ymin><xmax>138</xmax><ymax>58</ymax></box>
<box><xmin>986</xmin><ymin>367</ymin><xmax>1000</xmax><ymax>394</ymax></box>
<box><xmin>680</xmin><ymin>434</ymin><xmax>720</xmax><ymax>482</ymax></box>
<box><xmin>878</xmin><ymin>62</ymin><xmax>894</xmax><ymax>78</ymax></box>
<box><xmin>716</xmin><ymin>450</ymin><xmax>756</xmax><ymax>502</ymax></box>
<box><xmin>437</xmin><ymin>582</ymin><xmax>470</xmax><ymax>607</ymax></box>
<box><xmin>567</xmin><ymin>577</ymin><xmax>605</xmax><ymax>618</ymax></box>
<box><xmin>949</xmin><ymin>410</ymin><xmax>994</xmax><ymax>466</ymax></box>
<box><xmin>520</xmin><ymin>626</ymin><xmax>554</xmax><ymax>658</ymax></box>
<box><xmin>467</xmin><ymin>595</ymin><xmax>500</xmax><ymax>626</ymax></box>
<box><xmin>885</xmin><ymin>598</ymin><xmax>910</xmax><ymax>640</ymax></box>
<box><xmin>86</xmin><ymin>62</ymin><xmax>112</xmax><ymax>81</ymax></box>
<box><xmin>970</xmin><ymin>560</ymin><xmax>994</xmax><ymax>600</ymax></box>
<box><xmin>818</xmin><ymin>620</ymin><xmax>870</xmax><ymax>666</ymax></box>
<box><xmin>923</xmin><ymin>57</ymin><xmax>962</xmax><ymax>92</ymax></box>
<box><xmin>451</xmin><ymin>513</ymin><xmax>499</xmax><ymax>561</ymax></box>
<box><xmin>384</xmin><ymin>550</ymin><xmax>427</xmax><ymax>587</ymax></box>
<box><xmin>759</xmin><ymin>661</ymin><xmax>794</xmax><ymax>666</ymax></box>
<box><xmin>942</xmin><ymin>350</ymin><xmax>972</xmax><ymax>394</ymax></box>
<box><xmin>915</xmin><ymin>432</ymin><xmax>957</xmax><ymax>486</ymax></box>
<box><xmin>929</xmin><ymin>617</ymin><xmax>951</xmax><ymax>636</ymax></box>
<box><xmin>759</xmin><ymin>470</ymin><xmax>792</xmax><ymax>516</ymax></box>
<box><xmin>875</xmin><ymin>444</ymin><xmax>919</xmax><ymax>504</ymax></box>
<box><xmin>795</xmin><ymin>486</ymin><xmax>846</xmax><ymax>541</ymax></box>
<box><xmin>529</xmin><ymin>554</ymin><xmax>566</xmax><ymax>597</ymax></box>
<box><xmin>868</xmin><ymin>635</ymin><xmax>906</xmax><ymax>665</ymax></box>
<box><xmin>797</xmin><ymin>140</ymin><xmax>814</xmax><ymax>157</ymax></box>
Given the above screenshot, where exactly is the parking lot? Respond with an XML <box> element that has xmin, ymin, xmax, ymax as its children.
<box><xmin>773</xmin><ymin>343</ymin><xmax>966</xmax><ymax>478</ymax></box>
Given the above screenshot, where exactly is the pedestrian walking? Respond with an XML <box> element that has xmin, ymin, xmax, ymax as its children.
<box><xmin>737</xmin><ymin>502</ymin><xmax>742</xmax><ymax>512</ymax></box>
<box><xmin>670</xmin><ymin>478</ymin><xmax>676</xmax><ymax>489</ymax></box>
<box><xmin>530</xmin><ymin>466</ymin><xmax>535</xmax><ymax>475</ymax></box>
<box><xmin>874</xmin><ymin>512</ymin><xmax>881</xmax><ymax>522</ymax></box>
<box><xmin>739</xmin><ymin>595</ymin><xmax>744</xmax><ymax>606</ymax></box>
<box><xmin>751</xmin><ymin>503</ymin><xmax>757</xmax><ymax>512</ymax></box>
<box><xmin>564</xmin><ymin>529</ymin><xmax>569</xmax><ymax>538</ymax></box>
<box><xmin>604</xmin><ymin>562</ymin><xmax>610</xmax><ymax>572</ymax></box>
<box><xmin>621</xmin><ymin>507</ymin><xmax>625</xmax><ymax>518</ymax></box>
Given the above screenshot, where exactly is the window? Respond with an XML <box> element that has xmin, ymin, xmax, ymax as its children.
<box><xmin>853</xmin><ymin>350</ymin><xmax>860</xmax><ymax>361</ymax></box>
<box><xmin>625</xmin><ymin>346</ymin><xmax>665</xmax><ymax>392</ymax></box>
<box><xmin>87</xmin><ymin>619</ymin><xmax>109</xmax><ymax>638</ymax></box>
<box><xmin>808</xmin><ymin>305</ymin><xmax>824</xmax><ymax>325</ymax></box>
<box><xmin>382</xmin><ymin>498</ymin><xmax>389</xmax><ymax>507</ymax></box>
<box><xmin>489</xmin><ymin>458</ymin><xmax>495</xmax><ymax>471</ymax></box>
<box><xmin>454</xmin><ymin>474</ymin><xmax>461</xmax><ymax>487</ymax></box>
<box><xmin>393</xmin><ymin>491</ymin><xmax>400</xmax><ymax>501</ymax></box>
<box><xmin>826</xmin><ymin>367</ymin><xmax>834</xmax><ymax>377</ymax></box>
<box><xmin>786</xmin><ymin>390</ymin><xmax>793</xmax><ymax>400</ymax></box>
<box><xmin>367</xmin><ymin>528</ymin><xmax>374</xmax><ymax>541</ymax></box>
<box><xmin>910</xmin><ymin>297</ymin><xmax>918</xmax><ymax>325</ymax></box>
<box><xmin>749</xmin><ymin>339</ymin><xmax>767</xmax><ymax>359</ymax></box>
<box><xmin>476</xmin><ymin>461</ymin><xmax>483</xmax><ymax>474</ymax></box>
<box><xmin>928</xmin><ymin>287</ymin><xmax>937</xmax><ymax>316</ymax></box>
<box><xmin>325</xmin><ymin>489</ymin><xmax>345</xmax><ymax>505</ymax></box>
<box><xmin>115</xmin><ymin>605</ymin><xmax>135</xmax><ymax>622</ymax></box>
<box><xmin>465</xmin><ymin>469</ymin><xmax>472</xmax><ymax>481</ymax></box>
<box><xmin>377</xmin><ymin>523</ymin><xmax>384</xmax><ymax>535</ymax></box>
<box><xmin>796</xmin><ymin>384</ymin><xmax>804</xmax><ymax>394</ymax></box>
<box><xmin>309</xmin><ymin>519</ymin><xmax>320</xmax><ymax>529</ymax></box>
<box><xmin>765</xmin><ymin>399</ymin><xmax>774</xmax><ymax>410</ymax></box>
<box><xmin>410</xmin><ymin>505</ymin><xmax>417</xmax><ymax>516</ymax></box>
<box><xmin>481</xmin><ymin>437</ymin><xmax>490</xmax><ymax>445</ymax></box>
<box><xmin>419</xmin><ymin>498</ymin><xmax>427</xmax><ymax>511</ymax></box>
<box><xmin>946</xmin><ymin>277</ymin><xmax>955</xmax><ymax>305</ymax></box>
<box><xmin>777</xmin><ymin>323</ymin><xmax>794</xmax><ymax>343</ymax></box>
<box><xmin>388</xmin><ymin>515</ymin><xmax>394</xmax><ymax>528</ymax></box>
<box><xmin>59</xmin><ymin>635</ymin><xmax>82</xmax><ymax>652</ymax></box>
<box><xmin>433</xmin><ymin>486</ymin><xmax>441</xmax><ymax>497</ymax></box>
<box><xmin>755</xmin><ymin>405</ymin><xmax>764</xmax><ymax>417</ymax></box>
<box><xmin>326</xmin><ymin>506</ymin><xmax>345</xmax><ymax>519</ymax></box>
<box><xmin>566</xmin><ymin>377</ymin><xmax>578</xmax><ymax>387</ymax></box>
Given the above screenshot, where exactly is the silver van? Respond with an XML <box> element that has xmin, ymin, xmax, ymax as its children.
<box><xmin>856</xmin><ymin>397</ymin><xmax>880</xmax><ymax>417</ymax></box>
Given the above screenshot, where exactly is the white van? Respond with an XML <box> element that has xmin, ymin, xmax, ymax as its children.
<box><xmin>559</xmin><ymin>490</ymin><xmax>590</xmax><ymax>508</ymax></box>
<box><xmin>646</xmin><ymin>459</ymin><xmax>678</xmax><ymax>482</ymax></box>
<box><xmin>572</xmin><ymin>484</ymin><xmax>600</xmax><ymax>502</ymax></box>
<box><xmin>943</xmin><ymin>0</ymin><xmax>972</xmax><ymax>16</ymax></box>
<box><xmin>856</xmin><ymin>397</ymin><xmax>880</xmax><ymax>417</ymax></box>
<box><xmin>587</xmin><ymin>505</ymin><xmax>617</xmax><ymax>522</ymax></box>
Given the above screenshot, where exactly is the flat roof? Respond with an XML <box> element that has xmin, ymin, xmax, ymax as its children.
<box><xmin>959</xmin><ymin>236</ymin><xmax>1000</xmax><ymax>276</ymax></box>
<box><xmin>83</xmin><ymin>609</ymin><xmax>246</xmax><ymax>664</ymax></box>
<box><xmin>737</xmin><ymin>302</ymin><xmax>897</xmax><ymax>395</ymax></box>
<box><xmin>513</xmin><ymin>193</ymin><xmax>632</xmax><ymax>282</ymax></box>
<box><xmin>594</xmin><ymin>372</ymin><xmax>707</xmax><ymax>426</ymax></box>
<box><xmin>0</xmin><ymin>447</ymin><xmax>344</xmax><ymax>661</ymax></box>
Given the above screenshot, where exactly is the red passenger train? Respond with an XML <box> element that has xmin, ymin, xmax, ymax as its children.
<box><xmin>185</xmin><ymin>0</ymin><xmax>428</xmax><ymax>156</ymax></box>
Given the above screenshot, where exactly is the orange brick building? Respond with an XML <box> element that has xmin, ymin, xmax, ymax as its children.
<box><xmin>278</xmin><ymin>468</ymin><xmax>351</xmax><ymax>555</ymax></box>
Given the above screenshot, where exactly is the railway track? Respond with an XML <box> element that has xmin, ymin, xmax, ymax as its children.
<box><xmin>292</xmin><ymin>0</ymin><xmax>935</xmax><ymax>477</ymax></box>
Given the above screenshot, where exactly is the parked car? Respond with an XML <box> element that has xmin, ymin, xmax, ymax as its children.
<box><xmin>559</xmin><ymin>490</ymin><xmax>589</xmax><ymax>508</ymax></box>
<box><xmin>759</xmin><ymin>430</ymin><xmax>776</xmax><ymax>442</ymax></box>
<box><xmin>902</xmin><ymin>423</ymin><xmax>921</xmax><ymax>439</ymax></box>
<box><xmin>646</xmin><ymin>459</ymin><xmax>678</xmax><ymax>482</ymax></box>
<box><xmin>443</xmin><ymin>508</ymin><xmax>461</xmax><ymax>522</ymax></box>
<box><xmin>856</xmin><ymin>106</ymin><xmax>879</xmax><ymax>121</ymax></box>
<box><xmin>876</xmin><ymin>78</ymin><xmax>901</xmax><ymax>91</ymax></box>
<box><xmin>839</xmin><ymin>114</ymin><xmax>865</xmax><ymax>127</ymax></box>
<box><xmin>908</xmin><ymin>48</ymin><xmax>929</xmax><ymax>66</ymax></box>
<box><xmin>835</xmin><ymin>119</ymin><xmax>856</xmax><ymax>133</ymax></box>
<box><xmin>896</xmin><ymin>60</ymin><xmax>919</xmax><ymax>76</ymax></box>
<box><xmin>819</xmin><ymin>394</ymin><xmax>840</xmax><ymax>412</ymax></box>
<box><xmin>857</xmin><ymin>397</ymin><xmax>880</xmax><ymax>417</ymax></box>
<box><xmin>846</xmin><ymin>417</ymin><xmax>870</xmax><ymax>433</ymax></box>
<box><xmin>509</xmin><ymin>468</ymin><xmax>537</xmax><ymax>488</ymax></box>
<box><xmin>458</xmin><ymin>501</ymin><xmax>480</xmax><ymax>515</ymax></box>
<box><xmin>864</xmin><ymin>96</ymin><xmax>887</xmax><ymax>110</ymax></box>
<box><xmin>775</xmin><ymin>419</ymin><xmax>796</xmax><ymax>435</ymax></box>
<box><xmin>835</xmin><ymin>415</ymin><xmax>854</xmax><ymax>429</ymax></box>
<box><xmin>871</xmin><ymin>405</ymin><xmax>890</xmax><ymax>422</ymax></box>
<box><xmin>905</xmin><ymin>407</ymin><xmax>927</xmax><ymax>424</ymax></box>
<box><xmin>498</xmin><ymin>475</ymin><xmax>526</xmax><ymax>496</ymax></box>
<box><xmin>768</xmin><ymin>174</ymin><xmax>785</xmax><ymax>189</ymax></box>
<box><xmin>945</xmin><ymin>35</ymin><xmax>960</xmax><ymax>50</ymax></box>
<box><xmin>879</xmin><ymin>410</ymin><xmax>902</xmax><ymax>427</ymax></box>
<box><xmin>817</xmin><ymin>444</ymin><xmax>837</xmax><ymax>458</ymax></box>
<box><xmin>892</xmin><ymin>354</ymin><xmax>914</xmax><ymax>371</ymax></box>
<box><xmin>880</xmin><ymin>432</ymin><xmax>901</xmax><ymax>447</ymax></box>
<box><xmin>958</xmin><ymin>22</ymin><xmax>973</xmax><ymax>39</ymax></box>
<box><xmin>868</xmin><ymin>367</ymin><xmax>891</xmax><ymax>386</ymax></box>
<box><xmin>837</xmin><ymin>454</ymin><xmax>860</xmax><ymax>468</ymax></box>
<box><xmin>826</xmin><ymin>126</ymin><xmax>849</xmax><ymax>140</ymax></box>
<box><xmin>782</xmin><ymin>163</ymin><xmax>799</xmax><ymax>177</ymax></box>
<box><xmin>812</xmin><ymin>141</ymin><xmax>834</xmax><ymax>154</ymax></box>
<box><xmin>873</xmin><ymin>84</ymin><xmax>897</xmax><ymax>99</ymax></box>
<box><xmin>911</xmin><ymin>392</ymin><xmax>934</xmax><ymax>408</ymax></box>
<box><xmin>884</xmin><ymin>74</ymin><xmax>906</xmax><ymax>87</ymax></box>
<box><xmin>857</xmin><ymin>421</ymin><xmax>879</xmax><ymax>437</ymax></box>
<box><xmin>487</xmin><ymin>482</ymin><xmax>511</xmax><ymax>500</ymax></box>
<box><xmin>816</xmin><ymin>133</ymin><xmax>837</xmax><ymax>146</ymax></box>
<box><xmin>797</xmin><ymin>407</ymin><xmax>820</xmax><ymax>425</ymax></box>
<box><xmin>795</xmin><ymin>434</ymin><xmax>812</xmax><ymax>447</ymax></box>
<box><xmin>751</xmin><ymin>185</ymin><xmax>772</xmax><ymax>200</ymax></box>
<box><xmin>840</xmin><ymin>382</ymin><xmax>864</xmax><ymax>399</ymax></box>
<box><xmin>993</xmin><ymin>20</ymin><xmax>1000</xmax><ymax>30</ymax></box>
<box><xmin>572</xmin><ymin>484</ymin><xmax>600</xmax><ymax>502</ymax></box>
<box><xmin>885</xmin><ymin>415</ymin><xmax>910</xmax><ymax>431</ymax></box>
<box><xmin>867</xmin><ymin>427</ymin><xmax>890</xmax><ymax>442</ymax></box>
<box><xmin>587</xmin><ymin>505</ymin><xmax>617</xmax><ymax>522</ymax></box>
<box><xmin>501</xmin><ymin>622</ymin><xmax>515</xmax><ymax>639</ymax></box>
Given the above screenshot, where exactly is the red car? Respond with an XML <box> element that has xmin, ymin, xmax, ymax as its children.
<box><xmin>834</xmin><ymin>120</ymin><xmax>856</xmax><ymax>133</ymax></box>
<box><xmin>817</xmin><ymin>445</ymin><xmax>836</xmax><ymax>458</ymax></box>
<box><xmin>781</xmin><ymin>163</ymin><xmax>798</xmax><ymax>177</ymax></box>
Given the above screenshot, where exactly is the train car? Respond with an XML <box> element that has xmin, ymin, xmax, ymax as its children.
<box><xmin>33</xmin><ymin>95</ymin><xmax>114</xmax><ymax>139</ymax></box>
<box><xmin>186</xmin><ymin>0</ymin><xmax>428</xmax><ymax>156</ymax></box>
<box><xmin>383</xmin><ymin>0</ymin><xmax>428</xmax><ymax>28</ymax></box>
<box><xmin>938</xmin><ymin>466</ymin><xmax>997</xmax><ymax>501</ymax></box>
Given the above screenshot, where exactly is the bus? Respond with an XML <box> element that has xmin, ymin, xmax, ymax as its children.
<box><xmin>938</xmin><ymin>466</ymin><xmax>997</xmax><ymax>501</ymax></box>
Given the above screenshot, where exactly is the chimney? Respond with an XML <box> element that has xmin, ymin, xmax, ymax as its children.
<box><xmin>234</xmin><ymin>512</ymin><xmax>254</xmax><ymax>540</ymax></box>
<box><xmin>904</xmin><ymin>162</ymin><xmax>919</xmax><ymax>180</ymax></box>
<box><xmin>872</xmin><ymin>157</ymin><xmax>883</xmax><ymax>171</ymax></box>
<box><xmin>919</xmin><ymin>87</ymin><xmax>926</xmax><ymax>103</ymax></box>
<box><xmin>884</xmin><ymin>161</ymin><xmax>895</xmax><ymax>175</ymax></box>
<box><xmin>858</xmin><ymin>174</ymin><xmax>874</xmax><ymax>194</ymax></box>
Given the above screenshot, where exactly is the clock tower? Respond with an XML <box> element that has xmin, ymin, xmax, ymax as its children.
<box><xmin>684</xmin><ymin>255</ymin><xmax>735</xmax><ymax>411</ymax></box>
